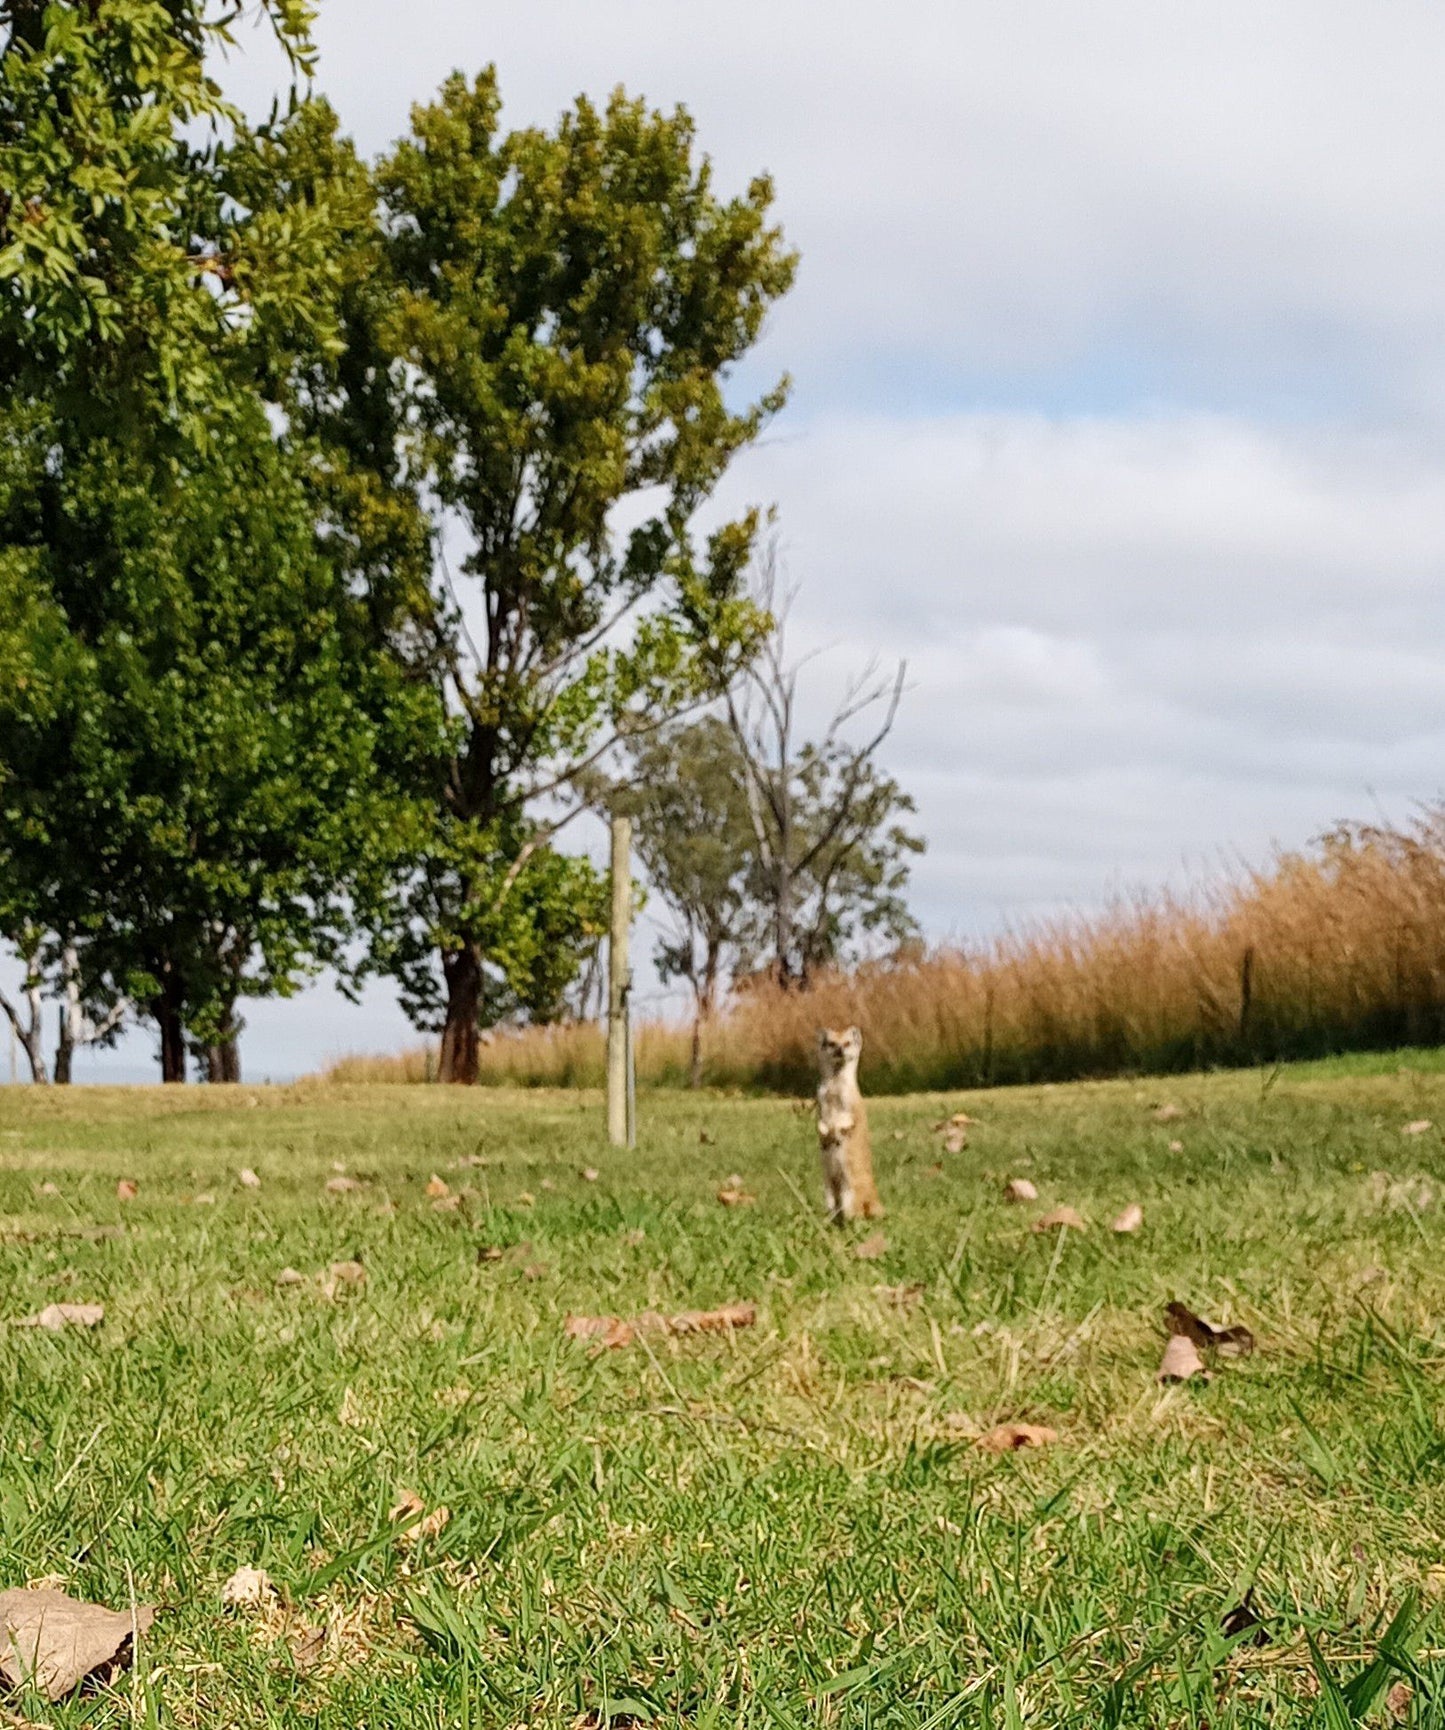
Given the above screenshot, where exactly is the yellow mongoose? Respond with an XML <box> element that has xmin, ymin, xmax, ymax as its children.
<box><xmin>815</xmin><ymin>1025</ymin><xmax>884</xmax><ymax>1223</ymax></box>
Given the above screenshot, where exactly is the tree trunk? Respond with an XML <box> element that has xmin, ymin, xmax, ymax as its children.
<box><xmin>155</xmin><ymin>969</ymin><xmax>186</xmax><ymax>1083</ymax></box>
<box><xmin>437</xmin><ymin>941</ymin><xmax>483</xmax><ymax>1084</ymax></box>
<box><xmin>203</xmin><ymin>1003</ymin><xmax>242</xmax><ymax>1083</ymax></box>
<box><xmin>1</xmin><ymin>979</ymin><xmax>48</xmax><ymax>1083</ymax></box>
<box><xmin>689</xmin><ymin>942</ymin><xmax>721</xmax><ymax>1089</ymax></box>
<box><xmin>54</xmin><ymin>941</ymin><xmax>81</xmax><ymax>1084</ymax></box>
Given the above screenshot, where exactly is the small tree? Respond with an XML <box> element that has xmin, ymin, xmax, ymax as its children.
<box><xmin>618</xmin><ymin>717</ymin><xmax>759</xmax><ymax>1085</ymax></box>
<box><xmin>368</xmin><ymin>70</ymin><xmax>796</xmax><ymax>1082</ymax></box>
<box><xmin>726</xmin><ymin>555</ymin><xmax>922</xmax><ymax>986</ymax></box>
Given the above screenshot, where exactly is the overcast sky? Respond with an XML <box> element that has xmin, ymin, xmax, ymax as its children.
<box><xmin>16</xmin><ymin>0</ymin><xmax>1445</xmax><ymax>1081</ymax></box>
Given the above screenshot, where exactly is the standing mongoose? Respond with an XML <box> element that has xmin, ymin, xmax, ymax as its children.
<box><xmin>815</xmin><ymin>1025</ymin><xmax>884</xmax><ymax>1223</ymax></box>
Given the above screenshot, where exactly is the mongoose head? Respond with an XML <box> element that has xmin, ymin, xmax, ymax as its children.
<box><xmin>817</xmin><ymin>1025</ymin><xmax>863</xmax><ymax>1077</ymax></box>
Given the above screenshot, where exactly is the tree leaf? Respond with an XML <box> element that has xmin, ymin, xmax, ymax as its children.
<box><xmin>1003</xmin><ymin>1178</ymin><xmax>1038</xmax><ymax>1203</ymax></box>
<box><xmin>1157</xmin><ymin>1334</ymin><xmax>1207</xmax><ymax>1382</ymax></box>
<box><xmin>1032</xmin><ymin>1206</ymin><xmax>1087</xmax><ymax>1232</ymax></box>
<box><xmin>116</xmin><ymin>1180</ymin><xmax>138</xmax><ymax>1201</ymax></box>
<box><xmin>1111</xmin><ymin>1203</ymin><xmax>1144</xmax><ymax>1233</ymax></box>
<box><xmin>976</xmin><ymin>1422</ymin><xmax>1058</xmax><ymax>1453</ymax></box>
<box><xmin>220</xmin><ymin>1566</ymin><xmax>276</xmax><ymax>1609</ymax></box>
<box><xmin>0</xmin><ymin>1587</ymin><xmax>154</xmax><ymax>1701</ymax></box>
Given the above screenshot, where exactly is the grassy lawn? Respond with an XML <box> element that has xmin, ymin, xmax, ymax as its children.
<box><xmin>5</xmin><ymin>1064</ymin><xmax>1445</xmax><ymax>1725</ymax></box>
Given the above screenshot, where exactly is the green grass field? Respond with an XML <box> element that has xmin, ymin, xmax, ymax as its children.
<box><xmin>5</xmin><ymin>1061</ymin><xmax>1445</xmax><ymax>1725</ymax></box>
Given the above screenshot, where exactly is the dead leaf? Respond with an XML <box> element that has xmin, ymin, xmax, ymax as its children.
<box><xmin>1167</xmin><ymin>1138</ymin><xmax>1184</xmax><ymax>1153</ymax></box>
<box><xmin>237</xmin><ymin>1168</ymin><xmax>261</xmax><ymax>1189</ymax></box>
<box><xmin>457</xmin><ymin>1154</ymin><xmax>491</xmax><ymax>1169</ymax></box>
<box><xmin>874</xmin><ymin>1282</ymin><xmax>924</xmax><ymax>1309</ymax></box>
<box><xmin>477</xmin><ymin>1245</ymin><xmax>504</xmax><ymax>1263</ymax></box>
<box><xmin>622</xmin><ymin>1228</ymin><xmax>646</xmax><ymax>1247</ymax></box>
<box><xmin>431</xmin><ymin>1193</ymin><xmax>462</xmax><ymax>1212</ymax></box>
<box><xmin>36</xmin><ymin>1181</ymin><xmax>59</xmax><ymax>1198</ymax></box>
<box><xmin>1403</xmin><ymin>1119</ymin><xmax>1433</xmax><ymax>1136</ymax></box>
<box><xmin>389</xmin><ymin>1492</ymin><xmax>450</xmax><ymax>1546</ymax></box>
<box><xmin>716</xmin><ymin>1183</ymin><xmax>755</xmax><ymax>1206</ymax></box>
<box><xmin>582</xmin><ymin>1167</ymin><xmax>600</xmax><ymax>1182</ymax></box>
<box><xmin>424</xmin><ymin>1174</ymin><xmax>450</xmax><ymax>1199</ymax></box>
<box><xmin>115</xmin><ymin>1179</ymin><xmax>138</xmax><ymax>1201</ymax></box>
<box><xmin>1157</xmin><ymin>1333</ymin><xmax>1207</xmax><ymax>1382</ymax></box>
<box><xmin>289</xmin><ymin>1623</ymin><xmax>326</xmax><ymax>1671</ymax></box>
<box><xmin>976</xmin><ymin>1421</ymin><xmax>1058</xmax><ymax>1453</ymax></box>
<box><xmin>932</xmin><ymin>1111</ymin><xmax>976</xmax><ymax>1132</ymax></box>
<box><xmin>1386</xmin><ymin>1680</ymin><xmax>1414</xmax><ymax>1721</ymax></box>
<box><xmin>942</xmin><ymin>1126</ymin><xmax>968</xmax><ymax>1154</ymax></box>
<box><xmin>540</xmin><ymin>1178</ymin><xmax>557</xmax><ymax>1192</ymax></box>
<box><xmin>1003</xmin><ymin>1177</ymin><xmax>1038</xmax><ymax>1203</ymax></box>
<box><xmin>0</xmin><ymin>1586</ymin><xmax>155</xmax><ymax>1701</ymax></box>
<box><xmin>1164</xmin><ymin>1300</ymin><xmax>1254</xmax><ymax>1357</ymax></box>
<box><xmin>15</xmin><ymin>1302</ymin><xmax>104</xmax><ymax>1331</ymax></box>
<box><xmin>328</xmin><ymin>1259</ymin><xmax>366</xmax><ymax>1285</ymax></box>
<box><xmin>1152</xmin><ymin>1102</ymin><xmax>1184</xmax><ymax>1123</ymax></box>
<box><xmin>325</xmin><ymin>1175</ymin><xmax>361</xmax><ymax>1194</ymax></box>
<box><xmin>521</xmin><ymin>1261</ymin><xmax>549</xmax><ymax>1280</ymax></box>
<box><xmin>565</xmin><ymin>1314</ymin><xmax>634</xmax><ymax>1349</ymax></box>
<box><xmin>853</xmin><ymin>1231</ymin><xmax>888</xmax><ymax>1260</ymax></box>
<box><xmin>1111</xmin><ymin>1203</ymin><xmax>1144</xmax><ymax>1233</ymax></box>
<box><xmin>515</xmin><ymin>1191</ymin><xmax>535</xmax><ymax>1208</ymax></box>
<box><xmin>667</xmin><ymin>1301</ymin><xmax>756</xmax><ymax>1335</ymax></box>
<box><xmin>1371</xmin><ymin>1170</ymin><xmax>1436</xmax><ymax>1212</ymax></box>
<box><xmin>274</xmin><ymin>1266</ymin><xmax>305</xmax><ymax>1287</ymax></box>
<box><xmin>1032</xmin><ymin>1206</ymin><xmax>1087</xmax><ymax>1232</ymax></box>
<box><xmin>221</xmin><ymin>1566</ymin><xmax>276</xmax><ymax>1609</ymax></box>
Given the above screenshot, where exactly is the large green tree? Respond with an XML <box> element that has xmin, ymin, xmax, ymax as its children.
<box><xmin>366</xmin><ymin>70</ymin><xmax>796</xmax><ymax>1081</ymax></box>
<box><xmin>0</xmin><ymin>2</ymin><xmax>435</xmax><ymax>1080</ymax></box>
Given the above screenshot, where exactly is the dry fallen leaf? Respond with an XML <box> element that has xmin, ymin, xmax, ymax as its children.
<box><xmin>1032</xmin><ymin>1206</ymin><xmax>1087</xmax><ymax>1232</ymax></box>
<box><xmin>289</xmin><ymin>1623</ymin><xmax>326</xmax><ymax>1672</ymax></box>
<box><xmin>1111</xmin><ymin>1203</ymin><xmax>1144</xmax><ymax>1233</ymax></box>
<box><xmin>325</xmin><ymin>1175</ymin><xmax>361</xmax><ymax>1194</ymax></box>
<box><xmin>521</xmin><ymin>1261</ymin><xmax>549</xmax><ymax>1281</ymax></box>
<box><xmin>622</xmin><ymin>1227</ymin><xmax>646</xmax><ymax>1247</ymax></box>
<box><xmin>1003</xmin><ymin>1177</ymin><xmax>1038</xmax><ymax>1203</ymax></box>
<box><xmin>582</xmin><ymin>1167</ymin><xmax>600</xmax><ymax>1182</ymax></box>
<box><xmin>874</xmin><ymin>1282</ymin><xmax>925</xmax><ymax>1309</ymax></box>
<box><xmin>1386</xmin><ymin>1680</ymin><xmax>1414</xmax><ymax>1721</ymax></box>
<box><xmin>565</xmin><ymin>1314</ymin><xmax>635</xmax><ymax>1349</ymax></box>
<box><xmin>15</xmin><ymin>1302</ymin><xmax>104</xmax><ymax>1331</ymax></box>
<box><xmin>668</xmin><ymin>1301</ymin><xmax>756</xmax><ymax>1335</ymax></box>
<box><xmin>237</xmin><ymin>1168</ymin><xmax>261</xmax><ymax>1190</ymax></box>
<box><xmin>1402</xmin><ymin>1119</ymin><xmax>1433</xmax><ymax>1136</ymax></box>
<box><xmin>1371</xmin><ymin>1170</ymin><xmax>1436</xmax><ymax>1212</ymax></box>
<box><xmin>1167</xmin><ymin>1138</ymin><xmax>1184</xmax><ymax>1153</ymax></box>
<box><xmin>716</xmin><ymin>1182</ymin><xmax>756</xmax><ymax>1206</ymax></box>
<box><xmin>1157</xmin><ymin>1333</ymin><xmax>1207</xmax><ymax>1382</ymax></box>
<box><xmin>424</xmin><ymin>1174</ymin><xmax>450</xmax><ymax>1199</ymax></box>
<box><xmin>431</xmin><ymin>1193</ymin><xmax>462</xmax><ymax>1212</ymax></box>
<box><xmin>1164</xmin><ymin>1300</ymin><xmax>1254</xmax><ymax>1357</ymax></box>
<box><xmin>0</xmin><ymin>1586</ymin><xmax>155</xmax><ymax>1702</ymax></box>
<box><xmin>36</xmin><ymin>1181</ymin><xmax>59</xmax><ymax>1198</ymax></box>
<box><xmin>976</xmin><ymin>1421</ymin><xmax>1058</xmax><ymax>1453</ymax></box>
<box><xmin>115</xmin><ymin>1179</ymin><xmax>138</xmax><ymax>1201</ymax></box>
<box><xmin>515</xmin><ymin>1191</ymin><xmax>536</xmax><ymax>1208</ymax></box>
<box><xmin>853</xmin><ymin>1231</ymin><xmax>888</xmax><ymax>1260</ymax></box>
<box><xmin>221</xmin><ymin>1566</ymin><xmax>276</xmax><ymax>1609</ymax></box>
<box><xmin>274</xmin><ymin>1266</ymin><xmax>305</xmax><ymax>1287</ymax></box>
<box><xmin>389</xmin><ymin>1492</ymin><xmax>451</xmax><ymax>1546</ymax></box>
<box><xmin>1152</xmin><ymin>1102</ymin><xmax>1184</xmax><ymax>1123</ymax></box>
<box><xmin>324</xmin><ymin>1260</ymin><xmax>366</xmax><ymax>1295</ymax></box>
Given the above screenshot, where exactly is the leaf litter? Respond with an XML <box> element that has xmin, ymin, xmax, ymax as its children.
<box><xmin>975</xmin><ymin>1421</ymin><xmax>1059</xmax><ymax>1453</ymax></box>
<box><xmin>565</xmin><ymin>1301</ymin><xmax>757</xmax><ymax>1351</ymax></box>
<box><xmin>853</xmin><ymin>1231</ymin><xmax>888</xmax><ymax>1260</ymax></box>
<box><xmin>0</xmin><ymin>1586</ymin><xmax>154</xmax><ymax>1701</ymax></box>
<box><xmin>1003</xmin><ymin>1177</ymin><xmax>1038</xmax><ymax>1203</ymax></box>
<box><xmin>1032</xmin><ymin>1206</ymin><xmax>1087</xmax><ymax>1232</ymax></box>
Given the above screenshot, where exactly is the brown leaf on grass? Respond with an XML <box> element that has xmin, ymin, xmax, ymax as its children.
<box><xmin>15</xmin><ymin>1302</ymin><xmax>104</xmax><ymax>1331</ymax></box>
<box><xmin>1386</xmin><ymin>1680</ymin><xmax>1414</xmax><ymax>1721</ymax></box>
<box><xmin>942</xmin><ymin>1127</ymin><xmax>968</xmax><ymax>1154</ymax></box>
<box><xmin>521</xmin><ymin>1261</ymin><xmax>549</xmax><ymax>1281</ymax></box>
<box><xmin>115</xmin><ymin>1179</ymin><xmax>138</xmax><ymax>1201</ymax></box>
<box><xmin>853</xmin><ymin>1231</ymin><xmax>888</xmax><ymax>1260</ymax></box>
<box><xmin>457</xmin><ymin>1154</ymin><xmax>491</xmax><ymax>1169</ymax></box>
<box><xmin>1370</xmin><ymin>1170</ymin><xmax>1435</xmax><ymax>1212</ymax></box>
<box><xmin>274</xmin><ymin>1266</ymin><xmax>305</xmax><ymax>1287</ymax></box>
<box><xmin>424</xmin><ymin>1174</ymin><xmax>450</xmax><ymax>1199</ymax></box>
<box><xmin>325</xmin><ymin>1175</ymin><xmax>361</xmax><ymax>1194</ymax></box>
<box><xmin>1003</xmin><ymin>1177</ymin><xmax>1038</xmax><ymax>1203</ymax></box>
<box><xmin>667</xmin><ymin>1301</ymin><xmax>756</xmax><ymax>1335</ymax></box>
<box><xmin>716</xmin><ymin>1182</ymin><xmax>755</xmax><ymax>1206</ymax></box>
<box><xmin>431</xmin><ymin>1193</ymin><xmax>462</xmax><ymax>1212</ymax></box>
<box><xmin>1402</xmin><ymin>1119</ymin><xmax>1433</xmax><ymax>1136</ymax></box>
<box><xmin>1167</xmin><ymin>1138</ymin><xmax>1184</xmax><ymax>1153</ymax></box>
<box><xmin>477</xmin><ymin>1245</ymin><xmax>504</xmax><ymax>1263</ymax></box>
<box><xmin>976</xmin><ymin>1421</ymin><xmax>1058</xmax><ymax>1453</ymax></box>
<box><xmin>565</xmin><ymin>1314</ymin><xmax>635</xmax><ymax>1349</ymax></box>
<box><xmin>36</xmin><ymin>1181</ymin><xmax>59</xmax><ymax>1197</ymax></box>
<box><xmin>0</xmin><ymin>1587</ymin><xmax>155</xmax><ymax>1701</ymax></box>
<box><xmin>289</xmin><ymin>1623</ymin><xmax>326</xmax><ymax>1672</ymax></box>
<box><xmin>1164</xmin><ymin>1301</ymin><xmax>1254</xmax><ymax>1357</ymax></box>
<box><xmin>1152</xmin><ymin>1102</ymin><xmax>1184</xmax><ymax>1123</ymax></box>
<box><xmin>1157</xmin><ymin>1333</ymin><xmax>1207</xmax><ymax>1382</ymax></box>
<box><xmin>237</xmin><ymin>1168</ymin><xmax>261</xmax><ymax>1190</ymax></box>
<box><xmin>328</xmin><ymin>1259</ymin><xmax>366</xmax><ymax>1285</ymax></box>
<box><xmin>515</xmin><ymin>1191</ymin><xmax>535</xmax><ymax>1208</ymax></box>
<box><xmin>1032</xmin><ymin>1206</ymin><xmax>1087</xmax><ymax>1232</ymax></box>
<box><xmin>1111</xmin><ymin>1203</ymin><xmax>1144</xmax><ymax>1233</ymax></box>
<box><xmin>582</xmin><ymin>1167</ymin><xmax>600</xmax><ymax>1182</ymax></box>
<box><xmin>389</xmin><ymin>1492</ymin><xmax>450</xmax><ymax>1546</ymax></box>
<box><xmin>220</xmin><ymin>1566</ymin><xmax>276</xmax><ymax>1609</ymax></box>
<box><xmin>874</xmin><ymin>1282</ymin><xmax>925</xmax><ymax>1309</ymax></box>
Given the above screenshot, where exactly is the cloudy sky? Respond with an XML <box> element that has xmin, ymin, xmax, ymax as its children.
<box><xmin>22</xmin><ymin>0</ymin><xmax>1445</xmax><ymax>1080</ymax></box>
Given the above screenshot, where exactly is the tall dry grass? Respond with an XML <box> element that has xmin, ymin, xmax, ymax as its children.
<box><xmin>320</xmin><ymin>814</ymin><xmax>1445</xmax><ymax>1093</ymax></box>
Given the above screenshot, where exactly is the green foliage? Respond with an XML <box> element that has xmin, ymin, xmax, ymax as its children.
<box><xmin>363</xmin><ymin>69</ymin><xmax>796</xmax><ymax>1065</ymax></box>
